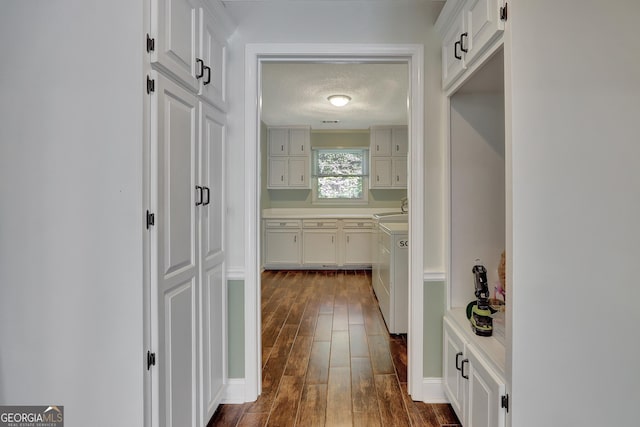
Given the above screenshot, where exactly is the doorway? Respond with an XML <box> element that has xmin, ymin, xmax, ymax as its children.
<box><xmin>243</xmin><ymin>43</ymin><xmax>425</xmax><ymax>402</ymax></box>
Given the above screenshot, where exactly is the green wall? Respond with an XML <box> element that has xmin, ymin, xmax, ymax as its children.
<box><xmin>423</xmin><ymin>280</ymin><xmax>446</xmax><ymax>378</ymax></box>
<box><xmin>228</xmin><ymin>280</ymin><xmax>245</xmax><ymax>378</ymax></box>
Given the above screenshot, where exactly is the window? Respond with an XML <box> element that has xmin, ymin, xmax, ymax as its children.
<box><xmin>312</xmin><ymin>149</ymin><xmax>368</xmax><ymax>203</ymax></box>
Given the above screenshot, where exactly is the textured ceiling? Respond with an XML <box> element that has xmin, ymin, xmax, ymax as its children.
<box><xmin>261</xmin><ymin>62</ymin><xmax>408</xmax><ymax>130</ymax></box>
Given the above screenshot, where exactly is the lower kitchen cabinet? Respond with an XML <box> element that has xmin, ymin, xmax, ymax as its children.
<box><xmin>264</xmin><ymin>220</ymin><xmax>301</xmax><ymax>267</ymax></box>
<box><xmin>342</xmin><ymin>230</ymin><xmax>372</xmax><ymax>265</ymax></box>
<box><xmin>302</xmin><ymin>230</ymin><xmax>337</xmax><ymax>266</ymax></box>
<box><xmin>262</xmin><ymin>217</ymin><xmax>372</xmax><ymax>269</ymax></box>
<box><xmin>443</xmin><ymin>313</ymin><xmax>507</xmax><ymax>427</ymax></box>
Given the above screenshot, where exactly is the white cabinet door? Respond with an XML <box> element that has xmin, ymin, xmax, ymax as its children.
<box><xmin>152</xmin><ymin>0</ymin><xmax>200</xmax><ymax>91</ymax></box>
<box><xmin>198</xmin><ymin>102</ymin><xmax>225</xmax><ymax>424</ymax></box>
<box><xmin>466</xmin><ymin>345</ymin><xmax>506</xmax><ymax>427</ymax></box>
<box><xmin>371</xmin><ymin>158</ymin><xmax>392</xmax><ymax>188</ymax></box>
<box><xmin>392</xmin><ymin>126</ymin><xmax>408</xmax><ymax>156</ymax></box>
<box><xmin>268</xmin><ymin>128</ymin><xmax>289</xmax><ymax>156</ymax></box>
<box><xmin>302</xmin><ymin>230</ymin><xmax>337</xmax><ymax>265</ymax></box>
<box><xmin>265</xmin><ymin>230</ymin><xmax>300</xmax><ymax>265</ymax></box>
<box><xmin>199</xmin><ymin>6</ymin><xmax>227</xmax><ymax>110</ymax></box>
<box><xmin>288</xmin><ymin>128</ymin><xmax>310</xmax><ymax>155</ymax></box>
<box><xmin>392</xmin><ymin>158</ymin><xmax>407</xmax><ymax>188</ymax></box>
<box><xmin>442</xmin><ymin>11</ymin><xmax>467</xmax><ymax>89</ymax></box>
<box><xmin>343</xmin><ymin>230</ymin><xmax>372</xmax><ymax>265</ymax></box>
<box><xmin>443</xmin><ymin>318</ymin><xmax>466</xmax><ymax>420</ymax></box>
<box><xmin>464</xmin><ymin>0</ymin><xmax>505</xmax><ymax>66</ymax></box>
<box><xmin>288</xmin><ymin>157</ymin><xmax>309</xmax><ymax>188</ymax></box>
<box><xmin>268</xmin><ymin>158</ymin><xmax>288</xmax><ymax>188</ymax></box>
<box><xmin>371</xmin><ymin>127</ymin><xmax>392</xmax><ymax>156</ymax></box>
<box><xmin>152</xmin><ymin>72</ymin><xmax>199</xmax><ymax>427</ymax></box>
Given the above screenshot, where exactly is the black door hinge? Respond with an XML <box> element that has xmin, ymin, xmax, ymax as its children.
<box><xmin>146</xmin><ymin>75</ymin><xmax>155</xmax><ymax>94</ymax></box>
<box><xmin>146</xmin><ymin>34</ymin><xmax>155</xmax><ymax>53</ymax></box>
<box><xmin>501</xmin><ymin>394</ymin><xmax>509</xmax><ymax>412</ymax></box>
<box><xmin>146</xmin><ymin>210</ymin><xmax>155</xmax><ymax>229</ymax></box>
<box><xmin>500</xmin><ymin>3</ymin><xmax>508</xmax><ymax>21</ymax></box>
<box><xmin>147</xmin><ymin>351</ymin><xmax>156</xmax><ymax>370</ymax></box>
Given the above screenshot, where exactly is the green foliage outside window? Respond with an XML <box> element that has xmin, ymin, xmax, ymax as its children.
<box><xmin>314</xmin><ymin>150</ymin><xmax>368</xmax><ymax>200</ymax></box>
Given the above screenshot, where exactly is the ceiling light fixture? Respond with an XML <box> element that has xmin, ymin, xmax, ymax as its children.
<box><xmin>327</xmin><ymin>94</ymin><xmax>351</xmax><ymax>107</ymax></box>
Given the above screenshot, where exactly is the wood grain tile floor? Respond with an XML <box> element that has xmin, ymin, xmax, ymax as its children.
<box><xmin>209</xmin><ymin>270</ymin><xmax>461</xmax><ymax>427</ymax></box>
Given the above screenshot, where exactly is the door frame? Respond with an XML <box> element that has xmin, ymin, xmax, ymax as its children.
<box><xmin>243</xmin><ymin>43</ymin><xmax>425</xmax><ymax>401</ymax></box>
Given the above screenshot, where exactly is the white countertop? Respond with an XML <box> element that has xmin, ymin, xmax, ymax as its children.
<box><xmin>446</xmin><ymin>307</ymin><xmax>506</xmax><ymax>379</ymax></box>
<box><xmin>379</xmin><ymin>222</ymin><xmax>408</xmax><ymax>234</ymax></box>
<box><xmin>262</xmin><ymin>208</ymin><xmax>403</xmax><ymax>219</ymax></box>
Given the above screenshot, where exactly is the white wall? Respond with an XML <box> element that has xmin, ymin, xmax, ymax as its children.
<box><xmin>450</xmin><ymin>92</ymin><xmax>505</xmax><ymax>307</ymax></box>
<box><xmin>0</xmin><ymin>2</ymin><xmax>144</xmax><ymax>426</ymax></box>
<box><xmin>223</xmin><ymin>0</ymin><xmax>446</xmax><ymax>273</ymax></box>
<box><xmin>510</xmin><ymin>1</ymin><xmax>640</xmax><ymax>424</ymax></box>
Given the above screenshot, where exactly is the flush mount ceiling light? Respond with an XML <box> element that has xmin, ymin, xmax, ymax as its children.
<box><xmin>327</xmin><ymin>94</ymin><xmax>351</xmax><ymax>107</ymax></box>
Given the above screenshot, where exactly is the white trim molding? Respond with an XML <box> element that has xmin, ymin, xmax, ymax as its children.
<box><xmin>422</xmin><ymin>378</ymin><xmax>448</xmax><ymax>403</ymax></box>
<box><xmin>222</xmin><ymin>379</ymin><xmax>247</xmax><ymax>404</ymax></box>
<box><xmin>226</xmin><ymin>267</ymin><xmax>245</xmax><ymax>281</ymax></box>
<box><xmin>245</xmin><ymin>42</ymin><xmax>424</xmax><ymax>403</ymax></box>
<box><xmin>423</xmin><ymin>271</ymin><xmax>446</xmax><ymax>282</ymax></box>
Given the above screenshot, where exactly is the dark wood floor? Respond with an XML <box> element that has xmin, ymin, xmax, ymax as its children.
<box><xmin>209</xmin><ymin>270</ymin><xmax>461</xmax><ymax>427</ymax></box>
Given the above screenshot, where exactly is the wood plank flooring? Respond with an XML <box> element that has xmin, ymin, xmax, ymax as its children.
<box><xmin>209</xmin><ymin>270</ymin><xmax>461</xmax><ymax>427</ymax></box>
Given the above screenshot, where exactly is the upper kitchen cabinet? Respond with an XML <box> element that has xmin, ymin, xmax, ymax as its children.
<box><xmin>436</xmin><ymin>0</ymin><xmax>507</xmax><ymax>90</ymax></box>
<box><xmin>198</xmin><ymin>3</ymin><xmax>229</xmax><ymax>110</ymax></box>
<box><xmin>268</xmin><ymin>126</ymin><xmax>311</xmax><ymax>156</ymax></box>
<box><xmin>370</xmin><ymin>126</ymin><xmax>407</xmax><ymax>189</ymax></box>
<box><xmin>151</xmin><ymin>0</ymin><xmax>200</xmax><ymax>91</ymax></box>
<box><xmin>150</xmin><ymin>0</ymin><xmax>233</xmax><ymax>110</ymax></box>
<box><xmin>267</xmin><ymin>126</ymin><xmax>311</xmax><ymax>189</ymax></box>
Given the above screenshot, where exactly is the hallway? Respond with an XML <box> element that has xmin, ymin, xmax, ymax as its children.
<box><xmin>210</xmin><ymin>270</ymin><xmax>460</xmax><ymax>426</ymax></box>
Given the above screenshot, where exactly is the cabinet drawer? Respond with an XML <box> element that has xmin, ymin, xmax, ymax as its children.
<box><xmin>302</xmin><ymin>219</ymin><xmax>338</xmax><ymax>229</ymax></box>
<box><xmin>265</xmin><ymin>220</ymin><xmax>301</xmax><ymax>229</ymax></box>
<box><xmin>342</xmin><ymin>219</ymin><xmax>373</xmax><ymax>229</ymax></box>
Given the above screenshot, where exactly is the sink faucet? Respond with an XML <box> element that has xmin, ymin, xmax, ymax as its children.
<box><xmin>400</xmin><ymin>197</ymin><xmax>408</xmax><ymax>213</ymax></box>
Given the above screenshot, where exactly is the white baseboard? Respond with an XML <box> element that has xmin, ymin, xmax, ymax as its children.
<box><xmin>422</xmin><ymin>377</ymin><xmax>449</xmax><ymax>403</ymax></box>
<box><xmin>222</xmin><ymin>378</ymin><xmax>246</xmax><ymax>404</ymax></box>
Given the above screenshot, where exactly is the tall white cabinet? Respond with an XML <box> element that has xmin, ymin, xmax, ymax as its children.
<box><xmin>436</xmin><ymin>1</ymin><xmax>508</xmax><ymax>426</ymax></box>
<box><xmin>147</xmin><ymin>1</ymin><xmax>233</xmax><ymax>426</ymax></box>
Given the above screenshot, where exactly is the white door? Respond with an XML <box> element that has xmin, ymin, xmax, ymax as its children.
<box><xmin>464</xmin><ymin>0</ymin><xmax>504</xmax><ymax>65</ymax></box>
<box><xmin>268</xmin><ymin>128</ymin><xmax>288</xmax><ymax>156</ymax></box>
<box><xmin>288</xmin><ymin>128</ymin><xmax>309</xmax><ymax>155</ymax></box>
<box><xmin>198</xmin><ymin>102</ymin><xmax>226</xmax><ymax>424</ymax></box>
<box><xmin>151</xmin><ymin>72</ymin><xmax>199</xmax><ymax>427</ymax></box>
<box><xmin>443</xmin><ymin>319</ymin><xmax>466</xmax><ymax>420</ymax></box>
<box><xmin>442</xmin><ymin>12</ymin><xmax>467</xmax><ymax>88</ymax></box>
<box><xmin>302</xmin><ymin>230</ymin><xmax>337</xmax><ymax>265</ymax></box>
<box><xmin>371</xmin><ymin>158</ymin><xmax>392</xmax><ymax>188</ymax></box>
<box><xmin>343</xmin><ymin>230</ymin><xmax>372</xmax><ymax>265</ymax></box>
<box><xmin>288</xmin><ymin>157</ymin><xmax>309</xmax><ymax>188</ymax></box>
<box><xmin>199</xmin><ymin>7</ymin><xmax>227</xmax><ymax>110</ymax></box>
<box><xmin>392</xmin><ymin>158</ymin><xmax>407</xmax><ymax>188</ymax></box>
<box><xmin>264</xmin><ymin>230</ymin><xmax>300</xmax><ymax>265</ymax></box>
<box><xmin>392</xmin><ymin>127</ymin><xmax>408</xmax><ymax>155</ymax></box>
<box><xmin>268</xmin><ymin>158</ymin><xmax>287</xmax><ymax>188</ymax></box>
<box><xmin>466</xmin><ymin>346</ymin><xmax>506</xmax><ymax>427</ymax></box>
<box><xmin>152</xmin><ymin>0</ymin><xmax>200</xmax><ymax>91</ymax></box>
<box><xmin>371</xmin><ymin>127</ymin><xmax>392</xmax><ymax>156</ymax></box>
